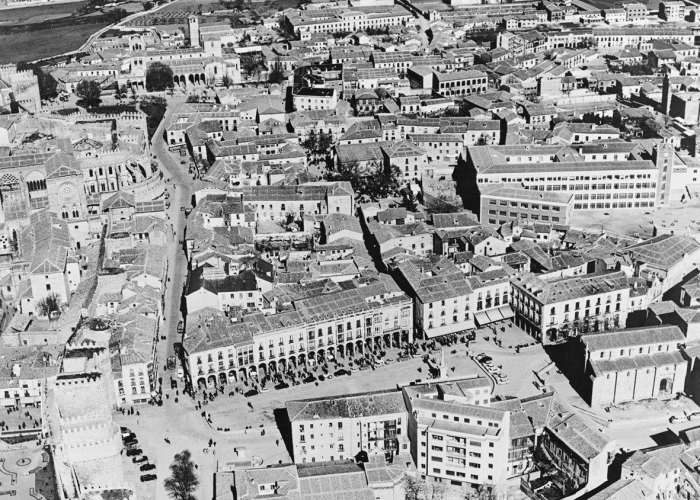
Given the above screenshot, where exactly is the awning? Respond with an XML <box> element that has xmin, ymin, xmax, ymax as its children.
<box><xmin>485</xmin><ymin>309</ymin><xmax>501</xmax><ymax>323</ymax></box>
<box><xmin>498</xmin><ymin>305</ymin><xmax>515</xmax><ymax>320</ymax></box>
<box><xmin>474</xmin><ymin>311</ymin><xmax>490</xmax><ymax>326</ymax></box>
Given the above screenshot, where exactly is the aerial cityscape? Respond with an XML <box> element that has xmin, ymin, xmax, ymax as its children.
<box><xmin>0</xmin><ymin>0</ymin><xmax>700</xmax><ymax>498</ymax></box>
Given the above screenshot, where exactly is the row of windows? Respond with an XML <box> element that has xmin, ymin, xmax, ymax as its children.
<box><xmin>489</xmin><ymin>199</ymin><xmax>562</xmax><ymax>211</ymax></box>
<box><xmin>573</xmin><ymin>201</ymin><xmax>655</xmax><ymax>209</ymax></box>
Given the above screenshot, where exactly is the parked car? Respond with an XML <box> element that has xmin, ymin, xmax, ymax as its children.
<box><xmin>303</xmin><ymin>375</ymin><xmax>317</xmax><ymax>384</ymax></box>
<box><xmin>688</xmin><ymin>412</ymin><xmax>700</xmax><ymax>421</ymax></box>
<box><xmin>126</xmin><ymin>442</ymin><xmax>140</xmax><ymax>451</ymax></box>
<box><xmin>274</xmin><ymin>382</ymin><xmax>289</xmax><ymax>390</ymax></box>
<box><xmin>244</xmin><ymin>389</ymin><xmax>259</xmax><ymax>397</ymax></box>
<box><xmin>120</xmin><ymin>427</ymin><xmax>132</xmax><ymax>437</ymax></box>
<box><xmin>177</xmin><ymin>368</ymin><xmax>184</xmax><ymax>379</ymax></box>
<box><xmin>140</xmin><ymin>463</ymin><xmax>156</xmax><ymax>472</ymax></box>
<box><xmin>126</xmin><ymin>449</ymin><xmax>143</xmax><ymax>457</ymax></box>
<box><xmin>334</xmin><ymin>369</ymin><xmax>351</xmax><ymax>377</ymax></box>
<box><xmin>260</xmin><ymin>386</ymin><xmax>270</xmax><ymax>393</ymax></box>
<box><xmin>140</xmin><ymin>474</ymin><xmax>157</xmax><ymax>482</ymax></box>
<box><xmin>133</xmin><ymin>456</ymin><xmax>148</xmax><ymax>463</ymax></box>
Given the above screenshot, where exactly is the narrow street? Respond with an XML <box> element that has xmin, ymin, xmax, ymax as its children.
<box><xmin>151</xmin><ymin>97</ymin><xmax>193</xmax><ymax>383</ymax></box>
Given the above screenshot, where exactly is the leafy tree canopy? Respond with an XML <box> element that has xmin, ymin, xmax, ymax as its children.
<box><xmin>164</xmin><ymin>450</ymin><xmax>200</xmax><ymax>500</ymax></box>
<box><xmin>146</xmin><ymin>62</ymin><xmax>174</xmax><ymax>92</ymax></box>
<box><xmin>75</xmin><ymin>80</ymin><xmax>102</xmax><ymax>107</ymax></box>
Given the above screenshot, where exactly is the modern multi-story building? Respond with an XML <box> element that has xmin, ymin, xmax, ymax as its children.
<box><xmin>286</xmin><ymin>389</ymin><xmax>409</xmax><ymax>463</ymax></box>
<box><xmin>183</xmin><ymin>276</ymin><xmax>413</xmax><ymax>390</ymax></box>
<box><xmin>467</xmin><ymin>141</ymin><xmax>672</xmax><ymax>211</ymax></box>
<box><xmin>510</xmin><ymin>271</ymin><xmax>632</xmax><ymax>344</ymax></box>
<box><xmin>479</xmin><ymin>184</ymin><xmax>574</xmax><ymax>226</ymax></box>
<box><xmin>659</xmin><ymin>1</ymin><xmax>685</xmax><ymax>21</ymax></box>
<box><xmin>403</xmin><ymin>379</ymin><xmax>511</xmax><ymax>491</ymax></box>
<box><xmin>579</xmin><ymin>325</ymin><xmax>687</xmax><ymax>407</ymax></box>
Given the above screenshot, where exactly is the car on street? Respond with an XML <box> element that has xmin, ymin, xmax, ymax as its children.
<box><xmin>334</xmin><ymin>369</ymin><xmax>351</xmax><ymax>377</ymax></box>
<box><xmin>274</xmin><ymin>382</ymin><xmax>289</xmax><ymax>390</ymax></box>
<box><xmin>303</xmin><ymin>375</ymin><xmax>317</xmax><ymax>384</ymax></box>
<box><xmin>140</xmin><ymin>464</ymin><xmax>156</xmax><ymax>472</ymax></box>
<box><xmin>171</xmin><ymin>379</ymin><xmax>177</xmax><ymax>389</ymax></box>
<box><xmin>140</xmin><ymin>474</ymin><xmax>157</xmax><ymax>482</ymax></box>
<box><xmin>244</xmin><ymin>389</ymin><xmax>259</xmax><ymax>397</ymax></box>
<box><xmin>689</xmin><ymin>412</ymin><xmax>700</xmax><ymax>421</ymax></box>
<box><xmin>126</xmin><ymin>442</ymin><xmax>139</xmax><ymax>450</ymax></box>
<box><xmin>260</xmin><ymin>386</ymin><xmax>270</xmax><ymax>393</ymax></box>
<box><xmin>133</xmin><ymin>455</ymin><xmax>148</xmax><ymax>463</ymax></box>
<box><xmin>177</xmin><ymin>368</ymin><xmax>184</xmax><ymax>379</ymax></box>
<box><xmin>126</xmin><ymin>449</ymin><xmax>142</xmax><ymax>456</ymax></box>
<box><xmin>120</xmin><ymin>427</ymin><xmax>133</xmax><ymax>438</ymax></box>
<box><xmin>167</xmin><ymin>356</ymin><xmax>176</xmax><ymax>370</ymax></box>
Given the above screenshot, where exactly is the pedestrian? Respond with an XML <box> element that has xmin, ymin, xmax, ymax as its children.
<box><xmin>276</xmin><ymin>439</ymin><xmax>279</xmax><ymax>446</ymax></box>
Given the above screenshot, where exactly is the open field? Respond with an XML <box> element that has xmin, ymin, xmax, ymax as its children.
<box><xmin>0</xmin><ymin>1</ymin><xmax>87</xmax><ymax>23</ymax></box>
<box><xmin>0</xmin><ymin>22</ymin><xmax>109</xmax><ymax>63</ymax></box>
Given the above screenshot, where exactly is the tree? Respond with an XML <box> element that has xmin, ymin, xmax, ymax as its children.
<box><xmin>404</xmin><ymin>189</ymin><xmax>418</xmax><ymax>211</ymax></box>
<box><xmin>430</xmin><ymin>483</ymin><xmax>445</xmax><ymax>500</ymax></box>
<box><xmin>106</xmin><ymin>8</ymin><xmax>128</xmax><ymax>22</ymax></box>
<box><xmin>144</xmin><ymin>1</ymin><xmax>154</xmax><ymax>9</ymax></box>
<box><xmin>464</xmin><ymin>483</ymin><xmax>497</xmax><ymax>500</ymax></box>
<box><xmin>240</xmin><ymin>53</ymin><xmax>262</xmax><ymax>79</ymax></box>
<box><xmin>164</xmin><ymin>450</ymin><xmax>199</xmax><ymax>500</ymax></box>
<box><xmin>221</xmin><ymin>74</ymin><xmax>233</xmax><ymax>88</ymax></box>
<box><xmin>268</xmin><ymin>58</ymin><xmax>285</xmax><ymax>85</ymax></box>
<box><xmin>642</xmin><ymin>117</ymin><xmax>663</xmax><ymax>138</ymax></box>
<box><xmin>75</xmin><ymin>80</ymin><xmax>102</xmax><ymax>107</ymax></box>
<box><xmin>36</xmin><ymin>293</ymin><xmax>61</xmax><ymax>318</ymax></box>
<box><xmin>186</xmin><ymin>95</ymin><xmax>200</xmax><ymax>103</ymax></box>
<box><xmin>140</xmin><ymin>95</ymin><xmax>168</xmax><ymax>139</ymax></box>
<box><xmin>146</xmin><ymin>62</ymin><xmax>174</xmax><ymax>92</ymax></box>
<box><xmin>29</xmin><ymin>66</ymin><xmax>58</xmax><ymax>100</ymax></box>
<box><xmin>402</xmin><ymin>475</ymin><xmax>424</xmax><ymax>500</ymax></box>
<box><xmin>302</xmin><ymin>129</ymin><xmax>317</xmax><ymax>153</ymax></box>
<box><xmin>317</xmin><ymin>130</ymin><xmax>334</xmax><ymax>154</ymax></box>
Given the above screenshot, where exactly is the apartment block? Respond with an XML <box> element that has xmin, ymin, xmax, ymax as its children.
<box><xmin>286</xmin><ymin>390</ymin><xmax>409</xmax><ymax>463</ymax></box>
<box><xmin>510</xmin><ymin>271</ymin><xmax>631</xmax><ymax>345</ymax></box>
<box><xmin>403</xmin><ymin>379</ymin><xmax>511</xmax><ymax>490</ymax></box>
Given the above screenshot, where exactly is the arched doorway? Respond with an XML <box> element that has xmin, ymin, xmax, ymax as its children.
<box><xmin>659</xmin><ymin>377</ymin><xmax>672</xmax><ymax>393</ymax></box>
<box><xmin>197</xmin><ymin>377</ymin><xmax>206</xmax><ymax>390</ymax></box>
<box><xmin>238</xmin><ymin>368</ymin><xmax>247</xmax><ymax>381</ymax></box>
<box><xmin>288</xmin><ymin>355</ymin><xmax>297</xmax><ymax>369</ymax></box>
<box><xmin>218</xmin><ymin>372</ymin><xmax>227</xmax><ymax>385</ymax></box>
<box><xmin>228</xmin><ymin>370</ymin><xmax>237</xmax><ymax>382</ymax></box>
<box><xmin>207</xmin><ymin>374</ymin><xmax>217</xmax><ymax>388</ymax></box>
<box><xmin>346</xmin><ymin>342</ymin><xmax>354</xmax><ymax>358</ymax></box>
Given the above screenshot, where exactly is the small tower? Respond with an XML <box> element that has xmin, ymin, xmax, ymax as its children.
<box><xmin>652</xmin><ymin>142</ymin><xmax>674</xmax><ymax>207</ymax></box>
<box><xmin>662</xmin><ymin>72</ymin><xmax>672</xmax><ymax>116</ymax></box>
<box><xmin>188</xmin><ymin>15</ymin><xmax>200</xmax><ymax>48</ymax></box>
